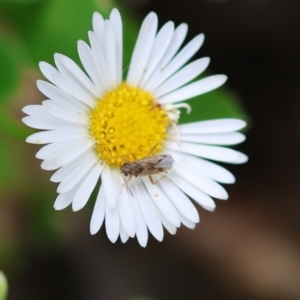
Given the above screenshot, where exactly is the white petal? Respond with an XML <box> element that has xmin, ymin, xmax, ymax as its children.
<box><xmin>127</xmin><ymin>12</ymin><xmax>158</xmax><ymax>86</ymax></box>
<box><xmin>139</xmin><ymin>21</ymin><xmax>174</xmax><ymax>87</ymax></box>
<box><xmin>52</xmin><ymin>74</ymin><xmax>95</xmax><ymax>107</ymax></box>
<box><xmin>170</xmin><ymin>151</ymin><xmax>235</xmax><ymax>184</ymax></box>
<box><xmin>92</xmin><ymin>12</ymin><xmax>105</xmax><ymax>43</ymax></box>
<box><xmin>57</xmin><ymin>154</ymin><xmax>97</xmax><ymax>193</ymax></box>
<box><xmin>101</xmin><ymin>167</ymin><xmax>119</xmax><ymax>208</ymax></box>
<box><xmin>42</xmin><ymin>100</ymin><xmax>89</xmax><ymax>125</ymax></box>
<box><xmin>116</xmin><ymin>173</ymin><xmax>135</xmax><ymax>237</ymax></box>
<box><xmin>53</xmin><ymin>195</ymin><xmax>73</xmax><ymax>210</ymax></box>
<box><xmin>147</xmin><ymin>33</ymin><xmax>204</xmax><ymax>91</ymax></box>
<box><xmin>54</xmin><ymin>53</ymin><xmax>98</xmax><ymax>97</ymax></box>
<box><xmin>38</xmin><ymin>140</ymin><xmax>93</xmax><ymax>171</ymax></box>
<box><xmin>158</xmin><ymin>179</ymin><xmax>199</xmax><ymax>223</ymax></box>
<box><xmin>48</xmin><ymin>138</ymin><xmax>94</xmax><ymax>167</ymax></box>
<box><xmin>133</xmin><ymin>179</ymin><xmax>163</xmax><ymax>242</ymax></box>
<box><xmin>129</xmin><ymin>185</ymin><xmax>148</xmax><ymax>247</ymax></box>
<box><xmin>142</xmin><ymin>178</ymin><xmax>181</xmax><ymax>227</ymax></box>
<box><xmin>50</xmin><ymin>150</ymin><xmax>96</xmax><ymax>182</ymax></box>
<box><xmin>53</xmin><ymin>187</ymin><xmax>77</xmax><ymax>210</ymax></box>
<box><xmin>154</xmin><ymin>57</ymin><xmax>210</xmax><ymax>97</ymax></box>
<box><xmin>180</xmin><ymin>213</ymin><xmax>197</xmax><ymax>229</ymax></box>
<box><xmin>120</xmin><ymin>225</ymin><xmax>130</xmax><ymax>243</ymax></box>
<box><xmin>77</xmin><ymin>40</ymin><xmax>104</xmax><ymax>93</ymax></box>
<box><xmin>90</xmin><ymin>185</ymin><xmax>106</xmax><ymax>235</ymax></box>
<box><xmin>88</xmin><ymin>32</ymin><xmax>110</xmax><ymax>91</ymax></box>
<box><xmin>159</xmin><ymin>23</ymin><xmax>188</xmax><ymax>65</ymax></box>
<box><xmin>105</xmin><ymin>202</ymin><xmax>120</xmax><ymax>243</ymax></box>
<box><xmin>159</xmin><ymin>74</ymin><xmax>227</xmax><ymax>104</ymax></box>
<box><xmin>174</xmin><ymin>119</ymin><xmax>247</xmax><ymax>134</ymax></box>
<box><xmin>43</xmin><ymin>53</ymin><xmax>97</xmax><ymax>97</ymax></box>
<box><xmin>22</xmin><ymin>115</ymin><xmax>80</xmax><ymax>130</ymax></box>
<box><xmin>41</xmin><ymin>159</ymin><xmax>61</xmax><ymax>171</ymax></box>
<box><xmin>168</xmin><ymin>172</ymin><xmax>216</xmax><ymax>211</ymax></box>
<box><xmin>157</xmin><ymin>209</ymin><xmax>177</xmax><ymax>235</ymax></box>
<box><xmin>143</xmin><ymin>23</ymin><xmax>188</xmax><ymax>90</ymax></box>
<box><xmin>39</xmin><ymin>61</ymin><xmax>60</xmax><ymax>83</ymax></box>
<box><xmin>36</xmin><ymin>140</ymin><xmax>74</xmax><ymax>160</ymax></box>
<box><xmin>22</xmin><ymin>104</ymin><xmax>48</xmax><ymax>116</ymax></box>
<box><xmin>109</xmin><ymin>9</ymin><xmax>123</xmax><ymax>84</ymax></box>
<box><xmin>168</xmin><ymin>132</ymin><xmax>246</xmax><ymax>145</ymax></box>
<box><xmin>173</xmin><ymin>163</ymin><xmax>228</xmax><ymax>200</ymax></box>
<box><xmin>37</xmin><ymin>80</ymin><xmax>89</xmax><ymax>113</ymax></box>
<box><xmin>72</xmin><ymin>163</ymin><xmax>103</xmax><ymax>211</ymax></box>
<box><xmin>103</xmin><ymin>20</ymin><xmax>118</xmax><ymax>88</ymax></box>
<box><xmin>26</xmin><ymin>128</ymin><xmax>88</xmax><ymax>144</ymax></box>
<box><xmin>119</xmin><ymin>193</ymin><xmax>135</xmax><ymax>238</ymax></box>
<box><xmin>166</xmin><ymin>141</ymin><xmax>248</xmax><ymax>164</ymax></box>
<box><xmin>35</xmin><ymin>138</ymin><xmax>91</xmax><ymax>161</ymax></box>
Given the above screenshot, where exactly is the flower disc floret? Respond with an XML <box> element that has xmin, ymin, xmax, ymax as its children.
<box><xmin>89</xmin><ymin>83</ymin><xmax>170</xmax><ymax>166</ymax></box>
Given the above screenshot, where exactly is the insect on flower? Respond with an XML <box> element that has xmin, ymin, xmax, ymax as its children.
<box><xmin>21</xmin><ymin>8</ymin><xmax>248</xmax><ymax>246</ymax></box>
<box><xmin>120</xmin><ymin>153</ymin><xmax>175</xmax><ymax>185</ymax></box>
<box><xmin>108</xmin><ymin>144</ymin><xmax>175</xmax><ymax>189</ymax></box>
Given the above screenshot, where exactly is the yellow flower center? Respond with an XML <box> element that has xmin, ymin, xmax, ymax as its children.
<box><xmin>89</xmin><ymin>83</ymin><xmax>170</xmax><ymax>167</ymax></box>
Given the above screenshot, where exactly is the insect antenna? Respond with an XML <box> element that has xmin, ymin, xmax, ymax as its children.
<box><xmin>170</xmin><ymin>120</ymin><xmax>181</xmax><ymax>147</ymax></box>
<box><xmin>147</xmin><ymin>143</ymin><xmax>158</xmax><ymax>157</ymax></box>
<box><xmin>165</xmin><ymin>102</ymin><xmax>192</xmax><ymax>147</ymax></box>
<box><xmin>106</xmin><ymin>146</ymin><xmax>133</xmax><ymax>197</ymax></box>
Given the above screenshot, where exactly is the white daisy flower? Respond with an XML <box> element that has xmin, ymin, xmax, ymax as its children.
<box><xmin>22</xmin><ymin>9</ymin><xmax>247</xmax><ymax>247</ymax></box>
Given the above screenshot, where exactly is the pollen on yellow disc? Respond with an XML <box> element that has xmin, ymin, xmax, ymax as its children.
<box><xmin>89</xmin><ymin>83</ymin><xmax>170</xmax><ymax>167</ymax></box>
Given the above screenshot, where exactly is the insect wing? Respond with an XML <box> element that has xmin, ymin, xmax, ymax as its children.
<box><xmin>154</xmin><ymin>155</ymin><xmax>174</xmax><ymax>169</ymax></box>
<box><xmin>137</xmin><ymin>155</ymin><xmax>163</xmax><ymax>166</ymax></box>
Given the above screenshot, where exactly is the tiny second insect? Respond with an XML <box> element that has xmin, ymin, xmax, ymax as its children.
<box><xmin>120</xmin><ymin>154</ymin><xmax>174</xmax><ymax>185</ymax></box>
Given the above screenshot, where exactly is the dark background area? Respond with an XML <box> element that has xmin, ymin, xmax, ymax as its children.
<box><xmin>3</xmin><ymin>0</ymin><xmax>300</xmax><ymax>299</ymax></box>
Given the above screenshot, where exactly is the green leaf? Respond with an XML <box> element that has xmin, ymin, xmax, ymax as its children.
<box><xmin>0</xmin><ymin>0</ymin><xmax>42</xmax><ymax>3</ymax></box>
<box><xmin>121</xmin><ymin>8</ymin><xmax>140</xmax><ymax>70</ymax></box>
<box><xmin>0</xmin><ymin>108</ymin><xmax>32</xmax><ymax>140</ymax></box>
<box><xmin>29</xmin><ymin>188</ymin><xmax>61</xmax><ymax>247</ymax></box>
<box><xmin>0</xmin><ymin>35</ymin><xmax>22</xmax><ymax>103</ymax></box>
<box><xmin>27</xmin><ymin>0</ymin><xmax>99</xmax><ymax>65</ymax></box>
<box><xmin>0</xmin><ymin>134</ymin><xmax>20</xmax><ymax>190</ymax></box>
<box><xmin>0</xmin><ymin>271</ymin><xmax>8</xmax><ymax>300</ymax></box>
<box><xmin>0</xmin><ymin>2</ymin><xmax>45</xmax><ymax>47</ymax></box>
<box><xmin>22</xmin><ymin>0</ymin><xmax>118</xmax><ymax>66</ymax></box>
<box><xmin>0</xmin><ymin>0</ymin><xmax>116</xmax><ymax>66</ymax></box>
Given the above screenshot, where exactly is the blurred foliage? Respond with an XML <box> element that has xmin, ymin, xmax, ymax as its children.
<box><xmin>0</xmin><ymin>35</ymin><xmax>22</xmax><ymax>103</ymax></box>
<box><xmin>0</xmin><ymin>271</ymin><xmax>8</xmax><ymax>300</ymax></box>
<box><xmin>0</xmin><ymin>0</ymin><xmax>247</xmax><ymax>272</ymax></box>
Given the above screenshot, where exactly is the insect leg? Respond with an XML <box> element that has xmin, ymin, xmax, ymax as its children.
<box><xmin>129</xmin><ymin>152</ymin><xmax>138</xmax><ymax>161</ymax></box>
<box><xmin>120</xmin><ymin>174</ymin><xmax>133</xmax><ymax>197</ymax></box>
<box><xmin>107</xmin><ymin>146</ymin><xmax>133</xmax><ymax>196</ymax></box>
<box><xmin>121</xmin><ymin>156</ymin><xmax>131</xmax><ymax>163</ymax></box>
<box><xmin>148</xmin><ymin>174</ymin><xmax>166</xmax><ymax>185</ymax></box>
<box><xmin>170</xmin><ymin>120</ymin><xmax>181</xmax><ymax>147</ymax></box>
<box><xmin>123</xmin><ymin>174</ymin><xmax>132</xmax><ymax>185</ymax></box>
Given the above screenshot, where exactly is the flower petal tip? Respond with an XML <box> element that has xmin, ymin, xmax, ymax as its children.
<box><xmin>90</xmin><ymin>228</ymin><xmax>98</xmax><ymax>235</ymax></box>
<box><xmin>72</xmin><ymin>203</ymin><xmax>82</xmax><ymax>212</ymax></box>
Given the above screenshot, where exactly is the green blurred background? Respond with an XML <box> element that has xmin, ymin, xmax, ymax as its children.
<box><xmin>0</xmin><ymin>0</ymin><xmax>300</xmax><ymax>299</ymax></box>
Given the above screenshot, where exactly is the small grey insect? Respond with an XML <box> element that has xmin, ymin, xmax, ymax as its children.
<box><xmin>120</xmin><ymin>154</ymin><xmax>175</xmax><ymax>185</ymax></box>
